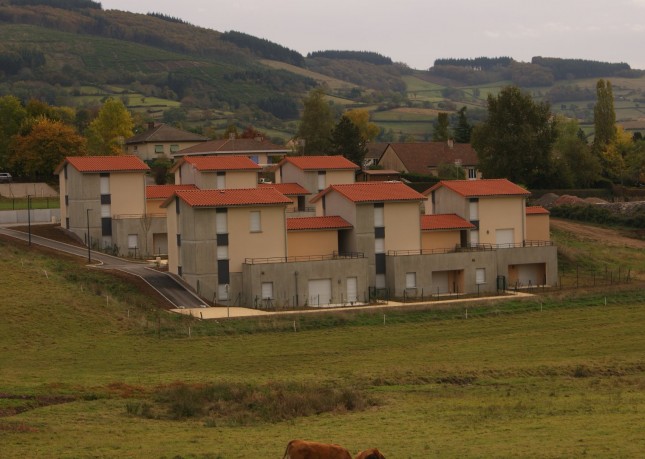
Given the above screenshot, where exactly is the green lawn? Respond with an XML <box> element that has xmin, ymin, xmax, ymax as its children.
<box><xmin>0</xmin><ymin>231</ymin><xmax>644</xmax><ymax>457</ymax></box>
<box><xmin>0</xmin><ymin>197</ymin><xmax>59</xmax><ymax>210</ymax></box>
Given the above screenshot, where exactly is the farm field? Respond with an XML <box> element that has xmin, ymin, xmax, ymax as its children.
<box><xmin>0</xmin><ymin>223</ymin><xmax>644</xmax><ymax>458</ymax></box>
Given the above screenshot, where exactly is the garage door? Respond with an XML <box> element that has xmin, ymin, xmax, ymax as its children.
<box><xmin>432</xmin><ymin>271</ymin><xmax>450</xmax><ymax>294</ymax></box>
<box><xmin>346</xmin><ymin>277</ymin><xmax>358</xmax><ymax>303</ymax></box>
<box><xmin>496</xmin><ymin>228</ymin><xmax>515</xmax><ymax>246</ymax></box>
<box><xmin>308</xmin><ymin>278</ymin><xmax>332</xmax><ymax>306</ymax></box>
<box><xmin>517</xmin><ymin>263</ymin><xmax>544</xmax><ymax>286</ymax></box>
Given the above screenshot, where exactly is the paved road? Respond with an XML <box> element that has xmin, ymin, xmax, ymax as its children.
<box><xmin>0</xmin><ymin>226</ymin><xmax>207</xmax><ymax>308</ymax></box>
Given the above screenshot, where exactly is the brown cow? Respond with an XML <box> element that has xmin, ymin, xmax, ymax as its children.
<box><xmin>283</xmin><ymin>439</ymin><xmax>352</xmax><ymax>459</ymax></box>
<box><xmin>354</xmin><ymin>448</ymin><xmax>386</xmax><ymax>459</ymax></box>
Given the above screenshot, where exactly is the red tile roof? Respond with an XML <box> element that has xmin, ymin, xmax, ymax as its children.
<box><xmin>311</xmin><ymin>181</ymin><xmax>425</xmax><ymax>203</ymax></box>
<box><xmin>177</xmin><ymin>138</ymin><xmax>289</xmax><ymax>155</ymax></box>
<box><xmin>166</xmin><ymin>188</ymin><xmax>292</xmax><ymax>208</ymax></box>
<box><xmin>421</xmin><ymin>214</ymin><xmax>475</xmax><ymax>231</ymax></box>
<box><xmin>279</xmin><ymin>155</ymin><xmax>360</xmax><ymax>171</ymax></box>
<box><xmin>173</xmin><ymin>155</ymin><xmax>261</xmax><ymax>172</ymax></box>
<box><xmin>259</xmin><ymin>182</ymin><xmax>310</xmax><ymax>195</ymax></box>
<box><xmin>526</xmin><ymin>206</ymin><xmax>550</xmax><ymax>215</ymax></box>
<box><xmin>146</xmin><ymin>184</ymin><xmax>198</xmax><ymax>200</ymax></box>
<box><xmin>384</xmin><ymin>142</ymin><xmax>478</xmax><ymax>175</ymax></box>
<box><xmin>424</xmin><ymin>179</ymin><xmax>530</xmax><ymax>197</ymax></box>
<box><xmin>56</xmin><ymin>156</ymin><xmax>149</xmax><ymax>174</ymax></box>
<box><xmin>287</xmin><ymin>216</ymin><xmax>352</xmax><ymax>231</ymax></box>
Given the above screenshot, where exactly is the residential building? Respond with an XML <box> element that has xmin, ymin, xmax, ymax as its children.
<box><xmin>259</xmin><ymin>182</ymin><xmax>312</xmax><ymax>215</ymax></box>
<box><xmin>146</xmin><ymin>184</ymin><xmax>198</xmax><ymax>255</ymax></box>
<box><xmin>55</xmin><ymin>156</ymin><xmax>153</xmax><ymax>257</ymax></box>
<box><xmin>356</xmin><ymin>169</ymin><xmax>401</xmax><ymax>182</ymax></box>
<box><xmin>364</xmin><ymin>142</ymin><xmax>389</xmax><ymax>168</ymax></box>
<box><xmin>276</xmin><ymin>155</ymin><xmax>360</xmax><ymax>195</ymax></box>
<box><xmin>378</xmin><ymin>141</ymin><xmax>480</xmax><ymax>179</ymax></box>
<box><xmin>171</xmin><ymin>155</ymin><xmax>260</xmax><ymax>189</ymax></box>
<box><xmin>174</xmin><ymin>137</ymin><xmax>290</xmax><ymax>167</ymax></box>
<box><xmin>124</xmin><ymin>123</ymin><xmax>208</xmax><ymax>161</ymax></box>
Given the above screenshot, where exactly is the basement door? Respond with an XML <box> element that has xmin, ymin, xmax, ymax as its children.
<box><xmin>432</xmin><ymin>271</ymin><xmax>450</xmax><ymax>294</ymax></box>
<box><xmin>346</xmin><ymin>277</ymin><xmax>358</xmax><ymax>304</ymax></box>
<box><xmin>308</xmin><ymin>278</ymin><xmax>332</xmax><ymax>307</ymax></box>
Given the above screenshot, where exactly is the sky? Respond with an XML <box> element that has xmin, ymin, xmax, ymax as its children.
<box><xmin>100</xmin><ymin>0</ymin><xmax>645</xmax><ymax>70</ymax></box>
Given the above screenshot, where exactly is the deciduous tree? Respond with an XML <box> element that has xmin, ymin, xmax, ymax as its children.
<box><xmin>9</xmin><ymin>117</ymin><xmax>87</xmax><ymax>179</ymax></box>
<box><xmin>344</xmin><ymin>108</ymin><xmax>379</xmax><ymax>142</ymax></box>
<box><xmin>86</xmin><ymin>98</ymin><xmax>134</xmax><ymax>155</ymax></box>
<box><xmin>330</xmin><ymin>115</ymin><xmax>366</xmax><ymax>167</ymax></box>
<box><xmin>471</xmin><ymin>86</ymin><xmax>558</xmax><ymax>188</ymax></box>
<box><xmin>296</xmin><ymin>88</ymin><xmax>334</xmax><ymax>155</ymax></box>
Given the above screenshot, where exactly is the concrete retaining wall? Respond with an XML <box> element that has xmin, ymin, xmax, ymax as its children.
<box><xmin>0</xmin><ymin>209</ymin><xmax>61</xmax><ymax>225</ymax></box>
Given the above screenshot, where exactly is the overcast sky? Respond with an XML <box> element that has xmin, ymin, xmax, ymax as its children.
<box><xmin>100</xmin><ymin>0</ymin><xmax>645</xmax><ymax>70</ymax></box>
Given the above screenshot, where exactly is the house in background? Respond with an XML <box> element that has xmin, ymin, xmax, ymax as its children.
<box><xmin>171</xmin><ymin>155</ymin><xmax>260</xmax><ymax>189</ymax></box>
<box><xmin>356</xmin><ymin>169</ymin><xmax>401</xmax><ymax>182</ymax></box>
<box><xmin>174</xmin><ymin>137</ymin><xmax>290</xmax><ymax>167</ymax></box>
<box><xmin>364</xmin><ymin>142</ymin><xmax>389</xmax><ymax>168</ymax></box>
<box><xmin>55</xmin><ymin>156</ymin><xmax>158</xmax><ymax>257</ymax></box>
<box><xmin>125</xmin><ymin>123</ymin><xmax>208</xmax><ymax>161</ymax></box>
<box><xmin>276</xmin><ymin>155</ymin><xmax>360</xmax><ymax>196</ymax></box>
<box><xmin>378</xmin><ymin>141</ymin><xmax>480</xmax><ymax>179</ymax></box>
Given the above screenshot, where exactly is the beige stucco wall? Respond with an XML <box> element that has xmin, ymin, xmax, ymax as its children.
<box><xmin>228</xmin><ymin>206</ymin><xmax>287</xmax><ymax>272</ymax></box>
<box><xmin>166</xmin><ymin>199</ymin><xmax>179</xmax><ymax>274</ymax></box>
<box><xmin>146</xmin><ymin>199</ymin><xmax>165</xmax><ymax>216</ymax></box>
<box><xmin>110</xmin><ymin>173</ymin><xmax>146</xmax><ymax>216</ymax></box>
<box><xmin>421</xmin><ymin>230</ymin><xmax>461</xmax><ymax>251</ymax></box>
<box><xmin>287</xmin><ymin>230</ymin><xmax>338</xmax><ymax>257</ymax></box>
<box><xmin>384</xmin><ymin>201</ymin><xmax>421</xmax><ymax>252</ymax></box>
<box><xmin>526</xmin><ymin>214</ymin><xmax>550</xmax><ymax>241</ymax></box>
<box><xmin>378</xmin><ymin>146</ymin><xmax>406</xmax><ymax>172</ymax></box>
<box><xmin>325</xmin><ymin>170</ymin><xmax>355</xmax><ymax>186</ymax></box>
<box><xmin>478</xmin><ymin>196</ymin><xmax>525</xmax><ymax>245</ymax></box>
<box><xmin>127</xmin><ymin>141</ymin><xmax>203</xmax><ymax>161</ymax></box>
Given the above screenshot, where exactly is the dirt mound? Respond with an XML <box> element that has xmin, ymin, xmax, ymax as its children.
<box><xmin>533</xmin><ymin>192</ymin><xmax>559</xmax><ymax>208</ymax></box>
<box><xmin>554</xmin><ymin>195</ymin><xmax>586</xmax><ymax>206</ymax></box>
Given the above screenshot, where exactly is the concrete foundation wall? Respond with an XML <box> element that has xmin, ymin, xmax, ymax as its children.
<box><xmin>0</xmin><ymin>209</ymin><xmax>60</xmax><ymax>225</ymax></box>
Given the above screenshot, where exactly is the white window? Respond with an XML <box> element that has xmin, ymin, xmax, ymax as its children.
<box><xmin>216</xmin><ymin>245</ymin><xmax>228</xmax><ymax>260</ymax></box>
<box><xmin>470</xmin><ymin>230</ymin><xmax>479</xmax><ymax>245</ymax></box>
<box><xmin>469</xmin><ymin>199</ymin><xmax>479</xmax><ymax>220</ymax></box>
<box><xmin>317</xmin><ymin>171</ymin><xmax>326</xmax><ymax>191</ymax></box>
<box><xmin>476</xmin><ymin>268</ymin><xmax>486</xmax><ymax>285</ymax></box>
<box><xmin>170</xmin><ymin>144</ymin><xmax>179</xmax><ymax>153</ymax></box>
<box><xmin>250</xmin><ymin>211</ymin><xmax>261</xmax><ymax>232</ymax></box>
<box><xmin>101</xmin><ymin>204</ymin><xmax>111</xmax><ymax>218</ymax></box>
<box><xmin>375</xmin><ymin>274</ymin><xmax>386</xmax><ymax>289</ymax></box>
<box><xmin>127</xmin><ymin>234</ymin><xmax>138</xmax><ymax>249</ymax></box>
<box><xmin>100</xmin><ymin>176</ymin><xmax>110</xmax><ymax>194</ymax></box>
<box><xmin>215</xmin><ymin>211</ymin><xmax>228</xmax><ymax>234</ymax></box>
<box><xmin>216</xmin><ymin>172</ymin><xmax>226</xmax><ymax>190</ymax></box>
<box><xmin>374</xmin><ymin>205</ymin><xmax>384</xmax><ymax>227</ymax></box>
<box><xmin>405</xmin><ymin>272</ymin><xmax>417</xmax><ymax>289</ymax></box>
<box><xmin>375</xmin><ymin>237</ymin><xmax>385</xmax><ymax>254</ymax></box>
<box><xmin>218</xmin><ymin>284</ymin><xmax>229</xmax><ymax>301</ymax></box>
<box><xmin>261</xmin><ymin>282</ymin><xmax>273</xmax><ymax>300</ymax></box>
<box><xmin>496</xmin><ymin>228</ymin><xmax>515</xmax><ymax>246</ymax></box>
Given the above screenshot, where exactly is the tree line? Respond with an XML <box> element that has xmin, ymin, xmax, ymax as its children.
<box><xmin>307</xmin><ymin>50</ymin><xmax>393</xmax><ymax>65</ymax></box>
<box><xmin>221</xmin><ymin>31</ymin><xmax>305</xmax><ymax>67</ymax></box>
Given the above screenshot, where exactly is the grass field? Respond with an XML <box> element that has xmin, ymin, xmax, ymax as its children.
<box><xmin>1</xmin><ymin>225</ymin><xmax>644</xmax><ymax>458</ymax></box>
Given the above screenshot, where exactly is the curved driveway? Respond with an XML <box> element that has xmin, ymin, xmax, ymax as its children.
<box><xmin>0</xmin><ymin>226</ymin><xmax>207</xmax><ymax>309</ymax></box>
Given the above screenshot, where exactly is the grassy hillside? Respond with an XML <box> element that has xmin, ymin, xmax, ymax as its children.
<box><xmin>1</xmin><ymin>225</ymin><xmax>644</xmax><ymax>457</ymax></box>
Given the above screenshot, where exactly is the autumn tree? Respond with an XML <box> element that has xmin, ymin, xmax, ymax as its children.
<box><xmin>330</xmin><ymin>115</ymin><xmax>367</xmax><ymax>167</ymax></box>
<box><xmin>296</xmin><ymin>87</ymin><xmax>334</xmax><ymax>154</ymax></box>
<box><xmin>344</xmin><ymin>108</ymin><xmax>379</xmax><ymax>142</ymax></box>
<box><xmin>9</xmin><ymin>117</ymin><xmax>87</xmax><ymax>179</ymax></box>
<box><xmin>432</xmin><ymin>112</ymin><xmax>450</xmax><ymax>141</ymax></box>
<box><xmin>86</xmin><ymin>98</ymin><xmax>134</xmax><ymax>155</ymax></box>
<box><xmin>471</xmin><ymin>86</ymin><xmax>558</xmax><ymax>188</ymax></box>
<box><xmin>593</xmin><ymin>79</ymin><xmax>617</xmax><ymax>152</ymax></box>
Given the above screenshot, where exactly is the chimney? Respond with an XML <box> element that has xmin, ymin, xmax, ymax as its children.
<box><xmin>229</xmin><ymin>133</ymin><xmax>236</xmax><ymax>140</ymax></box>
<box><xmin>447</xmin><ymin>139</ymin><xmax>454</xmax><ymax>149</ymax></box>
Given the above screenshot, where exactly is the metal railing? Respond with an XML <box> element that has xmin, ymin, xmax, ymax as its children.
<box><xmin>388</xmin><ymin>240</ymin><xmax>553</xmax><ymax>256</ymax></box>
<box><xmin>112</xmin><ymin>213</ymin><xmax>165</xmax><ymax>219</ymax></box>
<box><xmin>245</xmin><ymin>251</ymin><xmax>364</xmax><ymax>264</ymax></box>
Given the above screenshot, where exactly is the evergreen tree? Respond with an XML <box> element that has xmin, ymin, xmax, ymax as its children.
<box><xmin>0</xmin><ymin>96</ymin><xmax>27</xmax><ymax>172</ymax></box>
<box><xmin>454</xmin><ymin>106</ymin><xmax>472</xmax><ymax>143</ymax></box>
<box><xmin>432</xmin><ymin>112</ymin><xmax>450</xmax><ymax>141</ymax></box>
<box><xmin>296</xmin><ymin>88</ymin><xmax>334</xmax><ymax>155</ymax></box>
<box><xmin>471</xmin><ymin>86</ymin><xmax>558</xmax><ymax>188</ymax></box>
<box><xmin>330</xmin><ymin>115</ymin><xmax>366</xmax><ymax>167</ymax></box>
<box><xmin>593</xmin><ymin>79</ymin><xmax>617</xmax><ymax>151</ymax></box>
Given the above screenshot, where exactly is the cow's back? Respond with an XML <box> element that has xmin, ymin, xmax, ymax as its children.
<box><xmin>284</xmin><ymin>439</ymin><xmax>352</xmax><ymax>459</ymax></box>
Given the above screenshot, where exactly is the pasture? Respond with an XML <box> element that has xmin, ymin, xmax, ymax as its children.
<box><xmin>0</xmin><ymin>227</ymin><xmax>644</xmax><ymax>458</ymax></box>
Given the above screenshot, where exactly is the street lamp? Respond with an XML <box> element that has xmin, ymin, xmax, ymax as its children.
<box><xmin>86</xmin><ymin>208</ymin><xmax>92</xmax><ymax>263</ymax></box>
<box><xmin>27</xmin><ymin>194</ymin><xmax>32</xmax><ymax>246</ymax></box>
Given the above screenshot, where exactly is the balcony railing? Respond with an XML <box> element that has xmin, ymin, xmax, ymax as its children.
<box><xmin>388</xmin><ymin>240</ymin><xmax>553</xmax><ymax>256</ymax></box>
<box><xmin>112</xmin><ymin>213</ymin><xmax>165</xmax><ymax>219</ymax></box>
<box><xmin>245</xmin><ymin>251</ymin><xmax>364</xmax><ymax>264</ymax></box>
